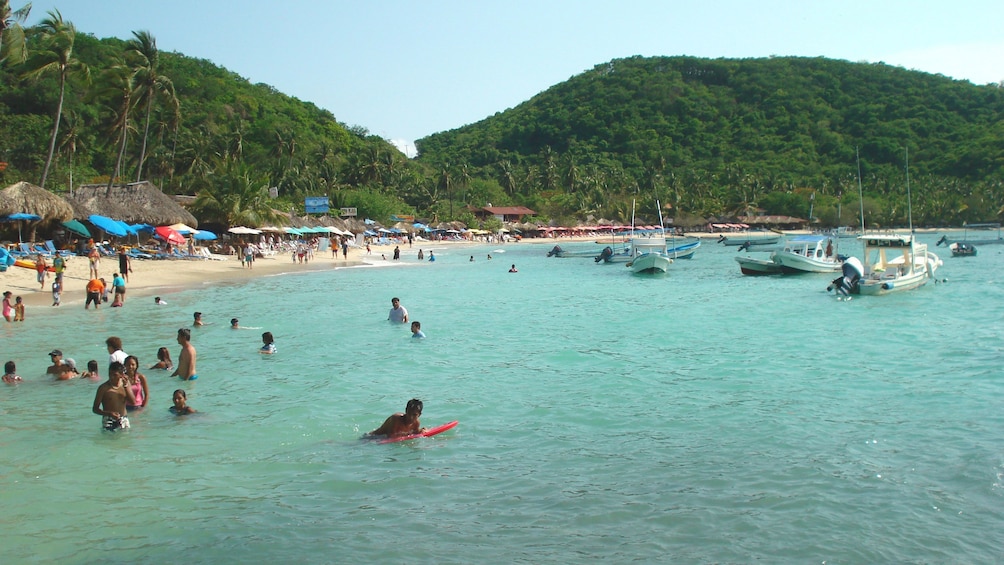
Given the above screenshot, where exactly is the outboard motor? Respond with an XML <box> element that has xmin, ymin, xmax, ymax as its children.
<box><xmin>595</xmin><ymin>246</ymin><xmax>614</xmax><ymax>263</ymax></box>
<box><xmin>547</xmin><ymin>245</ymin><xmax>563</xmax><ymax>257</ymax></box>
<box><xmin>828</xmin><ymin>257</ymin><xmax>864</xmax><ymax>297</ymax></box>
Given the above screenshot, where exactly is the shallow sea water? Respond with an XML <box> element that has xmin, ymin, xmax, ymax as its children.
<box><xmin>1</xmin><ymin>235</ymin><xmax>1002</xmax><ymax>563</ymax></box>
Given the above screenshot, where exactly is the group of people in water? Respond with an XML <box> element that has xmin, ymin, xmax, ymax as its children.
<box><xmin>4</xmin><ymin>297</ymin><xmax>424</xmax><ymax>438</ymax></box>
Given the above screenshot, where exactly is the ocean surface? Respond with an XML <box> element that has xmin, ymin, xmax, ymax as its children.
<box><xmin>1</xmin><ymin>235</ymin><xmax>1002</xmax><ymax>564</ymax></box>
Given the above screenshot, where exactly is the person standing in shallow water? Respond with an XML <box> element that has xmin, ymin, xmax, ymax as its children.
<box><xmin>170</xmin><ymin>328</ymin><xmax>198</xmax><ymax>381</ymax></box>
<box><xmin>388</xmin><ymin>297</ymin><xmax>408</xmax><ymax>324</ymax></box>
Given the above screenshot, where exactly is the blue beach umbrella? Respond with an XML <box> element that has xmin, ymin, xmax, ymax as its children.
<box><xmin>1</xmin><ymin>213</ymin><xmax>42</xmax><ymax>243</ymax></box>
<box><xmin>88</xmin><ymin>214</ymin><xmax>128</xmax><ymax>237</ymax></box>
<box><xmin>193</xmin><ymin>230</ymin><xmax>217</xmax><ymax>241</ymax></box>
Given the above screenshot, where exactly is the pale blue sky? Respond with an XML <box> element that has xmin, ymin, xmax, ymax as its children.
<box><xmin>22</xmin><ymin>0</ymin><xmax>1004</xmax><ymax>156</ymax></box>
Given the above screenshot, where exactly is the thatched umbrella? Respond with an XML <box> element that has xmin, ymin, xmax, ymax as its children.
<box><xmin>66</xmin><ymin>181</ymin><xmax>198</xmax><ymax>227</ymax></box>
<box><xmin>0</xmin><ymin>181</ymin><xmax>75</xmax><ymax>242</ymax></box>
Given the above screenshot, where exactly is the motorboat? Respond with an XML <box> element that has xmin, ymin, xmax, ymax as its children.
<box><xmin>846</xmin><ymin>233</ymin><xmax>942</xmax><ymax>296</ymax></box>
<box><xmin>735</xmin><ymin>254</ymin><xmax>782</xmax><ymax>276</ymax></box>
<box><xmin>625</xmin><ymin>234</ymin><xmax>673</xmax><ymax>274</ymax></box>
<box><xmin>546</xmin><ymin>245</ymin><xmax>605</xmax><ymax>258</ymax></box>
<box><xmin>936</xmin><ymin>223</ymin><xmax>1002</xmax><ymax>248</ymax></box>
<box><xmin>772</xmin><ymin>235</ymin><xmax>843</xmax><ymax>274</ymax></box>
<box><xmin>949</xmin><ymin>242</ymin><xmax>977</xmax><ymax>257</ymax></box>
<box><xmin>718</xmin><ymin>231</ymin><xmax>780</xmax><ymax>248</ymax></box>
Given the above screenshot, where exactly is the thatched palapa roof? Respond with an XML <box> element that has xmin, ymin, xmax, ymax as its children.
<box><xmin>0</xmin><ymin>181</ymin><xmax>75</xmax><ymax>221</ymax></box>
<box><xmin>67</xmin><ymin>181</ymin><xmax>197</xmax><ymax>227</ymax></box>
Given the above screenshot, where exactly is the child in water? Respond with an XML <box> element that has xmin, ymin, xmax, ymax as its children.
<box><xmin>149</xmin><ymin>347</ymin><xmax>173</xmax><ymax>370</ymax></box>
<box><xmin>13</xmin><ymin>296</ymin><xmax>24</xmax><ymax>321</ymax></box>
<box><xmin>3</xmin><ymin>361</ymin><xmax>22</xmax><ymax>383</ymax></box>
<box><xmin>170</xmin><ymin>389</ymin><xmax>196</xmax><ymax>415</ymax></box>
<box><xmin>260</xmin><ymin>331</ymin><xmax>276</xmax><ymax>354</ymax></box>
<box><xmin>81</xmin><ymin>359</ymin><xmax>101</xmax><ymax>381</ymax></box>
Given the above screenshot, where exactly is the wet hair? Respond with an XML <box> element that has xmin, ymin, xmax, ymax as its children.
<box><xmin>173</xmin><ymin>389</ymin><xmax>187</xmax><ymax>399</ymax></box>
<box><xmin>231</xmin><ymin>318</ymin><xmax>239</xmax><ymax>326</ymax></box>
<box><xmin>124</xmin><ymin>355</ymin><xmax>139</xmax><ymax>370</ymax></box>
<box><xmin>262</xmin><ymin>331</ymin><xmax>274</xmax><ymax>344</ymax></box>
<box><xmin>391</xmin><ymin>297</ymin><xmax>400</xmax><ymax>304</ymax></box>
<box><xmin>193</xmin><ymin>312</ymin><xmax>202</xmax><ymax>319</ymax></box>
<box><xmin>177</xmin><ymin>328</ymin><xmax>191</xmax><ymax>341</ymax></box>
<box><xmin>106</xmin><ymin>336</ymin><xmax>123</xmax><ymax>350</ymax></box>
<box><xmin>406</xmin><ymin>398</ymin><xmax>423</xmax><ymax>414</ymax></box>
<box><xmin>15</xmin><ymin>296</ymin><xmax>22</xmax><ymax>303</ymax></box>
<box><xmin>87</xmin><ymin>359</ymin><xmax>99</xmax><ymax>372</ymax></box>
<box><xmin>411</xmin><ymin>321</ymin><xmax>421</xmax><ymax>329</ymax></box>
<box><xmin>108</xmin><ymin>361</ymin><xmax>125</xmax><ymax>375</ymax></box>
<box><xmin>157</xmin><ymin>347</ymin><xmax>170</xmax><ymax>361</ymax></box>
<box><xmin>4</xmin><ymin>361</ymin><xmax>14</xmax><ymax>374</ymax></box>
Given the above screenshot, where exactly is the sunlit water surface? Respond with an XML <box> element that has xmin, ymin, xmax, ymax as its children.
<box><xmin>1</xmin><ymin>236</ymin><xmax>1002</xmax><ymax>563</ymax></box>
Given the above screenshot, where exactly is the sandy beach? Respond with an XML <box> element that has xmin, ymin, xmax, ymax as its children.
<box><xmin>5</xmin><ymin>227</ymin><xmax>916</xmax><ymax>310</ymax></box>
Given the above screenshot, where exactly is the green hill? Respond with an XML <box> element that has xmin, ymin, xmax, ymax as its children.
<box><xmin>416</xmin><ymin>56</ymin><xmax>1004</xmax><ymax>227</ymax></box>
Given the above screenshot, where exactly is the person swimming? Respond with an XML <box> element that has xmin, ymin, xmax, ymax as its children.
<box><xmin>260</xmin><ymin>331</ymin><xmax>276</xmax><ymax>354</ymax></box>
<box><xmin>169</xmin><ymin>389</ymin><xmax>196</xmax><ymax>415</ymax></box>
<box><xmin>369</xmin><ymin>398</ymin><xmax>425</xmax><ymax>437</ymax></box>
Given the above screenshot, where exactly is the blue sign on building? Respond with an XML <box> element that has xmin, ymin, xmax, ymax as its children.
<box><xmin>305</xmin><ymin>196</ymin><xmax>329</xmax><ymax>214</ymax></box>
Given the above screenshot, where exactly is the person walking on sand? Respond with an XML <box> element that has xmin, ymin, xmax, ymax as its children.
<box><xmin>118</xmin><ymin>247</ymin><xmax>132</xmax><ymax>282</ymax></box>
<box><xmin>170</xmin><ymin>328</ymin><xmax>198</xmax><ymax>381</ymax></box>
<box><xmin>88</xmin><ymin>245</ymin><xmax>100</xmax><ymax>279</ymax></box>
<box><xmin>35</xmin><ymin>253</ymin><xmax>48</xmax><ymax>289</ymax></box>
<box><xmin>52</xmin><ymin>250</ymin><xmax>66</xmax><ymax>283</ymax></box>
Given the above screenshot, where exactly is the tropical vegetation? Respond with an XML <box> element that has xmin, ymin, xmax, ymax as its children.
<box><xmin>2</xmin><ymin>5</ymin><xmax>1003</xmax><ymax>230</ymax></box>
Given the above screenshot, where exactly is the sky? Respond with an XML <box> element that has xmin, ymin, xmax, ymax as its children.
<box><xmin>21</xmin><ymin>0</ymin><xmax>1004</xmax><ymax>157</ymax></box>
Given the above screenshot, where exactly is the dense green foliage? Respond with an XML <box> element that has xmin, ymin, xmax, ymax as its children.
<box><xmin>417</xmin><ymin>56</ymin><xmax>1004</xmax><ymax>227</ymax></box>
<box><xmin>3</xmin><ymin>13</ymin><xmax>1004</xmax><ymax>230</ymax></box>
<box><xmin>0</xmin><ymin>19</ymin><xmax>425</xmax><ymax>225</ymax></box>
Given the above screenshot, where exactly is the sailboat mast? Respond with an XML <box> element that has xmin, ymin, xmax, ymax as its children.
<box><xmin>905</xmin><ymin>147</ymin><xmax>913</xmax><ymax>233</ymax></box>
<box><xmin>856</xmin><ymin>147</ymin><xmax>865</xmax><ymax>232</ymax></box>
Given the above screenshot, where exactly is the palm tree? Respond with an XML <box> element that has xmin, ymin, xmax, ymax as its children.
<box><xmin>0</xmin><ymin>1</ymin><xmax>31</xmax><ymax>67</ymax></box>
<box><xmin>127</xmin><ymin>30</ymin><xmax>177</xmax><ymax>182</ymax></box>
<box><xmin>57</xmin><ymin>109</ymin><xmax>83</xmax><ymax>195</ymax></box>
<box><xmin>191</xmin><ymin>158</ymin><xmax>284</xmax><ymax>227</ymax></box>
<box><xmin>21</xmin><ymin>10</ymin><xmax>88</xmax><ymax>188</ymax></box>
<box><xmin>92</xmin><ymin>63</ymin><xmax>135</xmax><ymax>193</ymax></box>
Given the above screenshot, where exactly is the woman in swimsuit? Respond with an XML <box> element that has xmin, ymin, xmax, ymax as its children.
<box><xmin>123</xmin><ymin>355</ymin><xmax>149</xmax><ymax>412</ymax></box>
<box><xmin>149</xmin><ymin>347</ymin><xmax>173</xmax><ymax>370</ymax></box>
<box><xmin>170</xmin><ymin>389</ymin><xmax>196</xmax><ymax>415</ymax></box>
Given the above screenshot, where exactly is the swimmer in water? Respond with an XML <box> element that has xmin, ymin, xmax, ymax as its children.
<box><xmin>170</xmin><ymin>389</ymin><xmax>196</xmax><ymax>415</ymax></box>
<box><xmin>369</xmin><ymin>398</ymin><xmax>426</xmax><ymax>437</ymax></box>
<box><xmin>260</xmin><ymin>331</ymin><xmax>276</xmax><ymax>354</ymax></box>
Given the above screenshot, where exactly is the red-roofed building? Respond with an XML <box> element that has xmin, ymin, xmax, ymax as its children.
<box><xmin>472</xmin><ymin>206</ymin><xmax>537</xmax><ymax>223</ymax></box>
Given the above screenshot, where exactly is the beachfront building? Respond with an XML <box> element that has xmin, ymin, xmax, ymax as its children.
<box><xmin>471</xmin><ymin>206</ymin><xmax>537</xmax><ymax>223</ymax></box>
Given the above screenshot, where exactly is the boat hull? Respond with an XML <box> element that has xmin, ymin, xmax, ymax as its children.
<box><xmin>773</xmin><ymin>253</ymin><xmax>842</xmax><ymax>274</ymax></box>
<box><xmin>628</xmin><ymin>253</ymin><xmax>672</xmax><ymax>274</ymax></box>
<box><xmin>735</xmin><ymin>255</ymin><xmax>782</xmax><ymax>275</ymax></box>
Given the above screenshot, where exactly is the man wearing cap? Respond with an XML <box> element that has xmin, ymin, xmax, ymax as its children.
<box><xmin>46</xmin><ymin>350</ymin><xmax>78</xmax><ymax>379</ymax></box>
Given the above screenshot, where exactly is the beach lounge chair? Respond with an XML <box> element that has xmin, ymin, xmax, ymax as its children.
<box><xmin>44</xmin><ymin>240</ymin><xmax>57</xmax><ymax>254</ymax></box>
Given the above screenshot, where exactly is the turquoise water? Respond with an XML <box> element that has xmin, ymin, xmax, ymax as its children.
<box><xmin>2</xmin><ymin>236</ymin><xmax>1002</xmax><ymax>563</ymax></box>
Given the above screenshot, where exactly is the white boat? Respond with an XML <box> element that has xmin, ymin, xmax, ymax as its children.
<box><xmin>718</xmin><ymin>232</ymin><xmax>781</xmax><ymax>247</ymax></box>
<box><xmin>626</xmin><ymin>234</ymin><xmax>674</xmax><ymax>274</ymax></box>
<box><xmin>772</xmin><ymin>235</ymin><xmax>843</xmax><ymax>274</ymax></box>
<box><xmin>735</xmin><ymin>254</ymin><xmax>782</xmax><ymax>276</ymax></box>
<box><xmin>546</xmin><ymin>245</ymin><xmax>604</xmax><ymax>258</ymax></box>
<box><xmin>850</xmin><ymin>233</ymin><xmax>942</xmax><ymax>295</ymax></box>
<box><xmin>833</xmin><ymin>147</ymin><xmax>942</xmax><ymax>297</ymax></box>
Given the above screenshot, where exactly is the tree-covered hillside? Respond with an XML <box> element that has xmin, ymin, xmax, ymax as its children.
<box><xmin>0</xmin><ymin>8</ymin><xmax>429</xmax><ymax>226</ymax></box>
<box><xmin>417</xmin><ymin>56</ymin><xmax>1004</xmax><ymax>227</ymax></box>
<box><xmin>3</xmin><ymin>8</ymin><xmax>1004</xmax><ymax>229</ymax></box>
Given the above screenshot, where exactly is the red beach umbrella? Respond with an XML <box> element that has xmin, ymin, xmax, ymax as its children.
<box><xmin>155</xmin><ymin>225</ymin><xmax>186</xmax><ymax>245</ymax></box>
